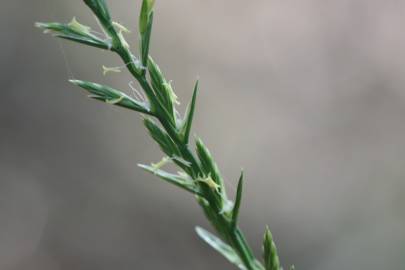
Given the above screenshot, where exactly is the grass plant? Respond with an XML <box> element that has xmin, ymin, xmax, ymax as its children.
<box><xmin>36</xmin><ymin>1</ymin><xmax>292</xmax><ymax>269</ymax></box>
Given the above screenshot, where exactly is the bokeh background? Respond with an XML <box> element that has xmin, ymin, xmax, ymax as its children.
<box><xmin>1</xmin><ymin>0</ymin><xmax>405</xmax><ymax>269</ymax></box>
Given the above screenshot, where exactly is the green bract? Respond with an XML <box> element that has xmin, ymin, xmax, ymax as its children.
<box><xmin>36</xmin><ymin>1</ymin><xmax>289</xmax><ymax>269</ymax></box>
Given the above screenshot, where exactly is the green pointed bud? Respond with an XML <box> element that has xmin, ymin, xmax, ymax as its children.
<box><xmin>263</xmin><ymin>226</ymin><xmax>280</xmax><ymax>270</ymax></box>
<box><xmin>139</xmin><ymin>0</ymin><xmax>155</xmax><ymax>34</ymax></box>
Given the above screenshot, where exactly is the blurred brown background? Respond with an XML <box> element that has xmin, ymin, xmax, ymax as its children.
<box><xmin>1</xmin><ymin>0</ymin><xmax>405</xmax><ymax>269</ymax></box>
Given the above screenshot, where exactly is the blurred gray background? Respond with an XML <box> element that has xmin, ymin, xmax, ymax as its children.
<box><xmin>1</xmin><ymin>0</ymin><xmax>405</xmax><ymax>269</ymax></box>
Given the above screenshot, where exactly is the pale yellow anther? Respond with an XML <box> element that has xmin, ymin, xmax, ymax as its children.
<box><xmin>113</xmin><ymin>21</ymin><xmax>131</xmax><ymax>33</ymax></box>
<box><xmin>197</xmin><ymin>175</ymin><xmax>221</xmax><ymax>192</ymax></box>
<box><xmin>151</xmin><ymin>156</ymin><xmax>170</xmax><ymax>172</ymax></box>
<box><xmin>68</xmin><ymin>17</ymin><xmax>91</xmax><ymax>35</ymax></box>
<box><xmin>102</xmin><ymin>65</ymin><xmax>122</xmax><ymax>76</ymax></box>
<box><xmin>106</xmin><ymin>95</ymin><xmax>124</xmax><ymax>104</ymax></box>
<box><xmin>118</xmin><ymin>31</ymin><xmax>130</xmax><ymax>50</ymax></box>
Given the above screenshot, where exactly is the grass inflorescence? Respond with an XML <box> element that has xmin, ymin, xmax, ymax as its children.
<box><xmin>36</xmin><ymin>1</ymin><xmax>292</xmax><ymax>269</ymax></box>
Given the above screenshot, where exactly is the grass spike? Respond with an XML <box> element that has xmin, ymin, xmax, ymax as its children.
<box><xmin>38</xmin><ymin>1</ymin><xmax>286</xmax><ymax>269</ymax></box>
